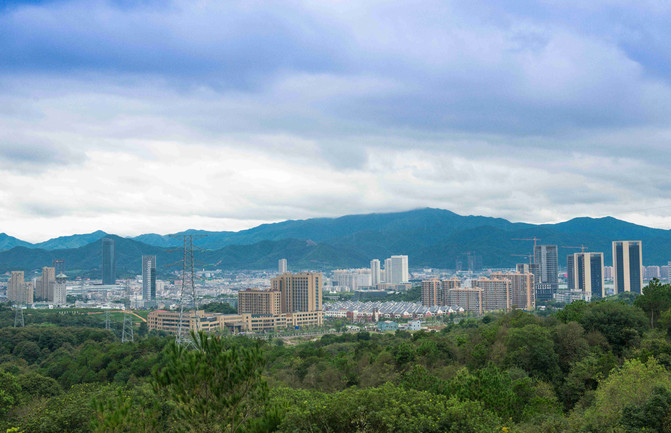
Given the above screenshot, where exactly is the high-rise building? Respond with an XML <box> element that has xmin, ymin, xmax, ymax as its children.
<box><xmin>238</xmin><ymin>289</ymin><xmax>281</xmax><ymax>315</ymax></box>
<box><xmin>604</xmin><ymin>266</ymin><xmax>613</xmax><ymax>280</ymax></box>
<box><xmin>102</xmin><ymin>238</ymin><xmax>116</xmax><ymax>285</ymax></box>
<box><xmin>38</xmin><ymin>267</ymin><xmax>56</xmax><ymax>302</ymax></box>
<box><xmin>567</xmin><ymin>252</ymin><xmax>605</xmax><ymax>300</ymax></box>
<box><xmin>646</xmin><ymin>266</ymin><xmax>661</xmax><ymax>280</ymax></box>
<box><xmin>534</xmin><ymin>245</ymin><xmax>558</xmax><ymax>302</ymax></box>
<box><xmin>271</xmin><ymin>272</ymin><xmax>323</xmax><ymax>314</ymax></box>
<box><xmin>447</xmin><ymin>288</ymin><xmax>483</xmax><ymax>314</ymax></box>
<box><xmin>421</xmin><ymin>279</ymin><xmax>441</xmax><ymax>307</ymax></box>
<box><xmin>8</xmin><ymin>271</ymin><xmax>24</xmax><ymax>304</ymax></box>
<box><xmin>142</xmin><ymin>255</ymin><xmax>157</xmax><ymax>305</ymax></box>
<box><xmin>473</xmin><ymin>277</ymin><xmax>512</xmax><ymax>312</ymax></box>
<box><xmin>613</xmin><ymin>241</ymin><xmax>643</xmax><ymax>294</ymax></box>
<box><xmin>421</xmin><ymin>278</ymin><xmax>461</xmax><ymax>307</ymax></box>
<box><xmin>278</xmin><ymin>259</ymin><xmax>287</xmax><ymax>274</ymax></box>
<box><xmin>332</xmin><ymin>269</ymin><xmax>372</xmax><ymax>291</ymax></box>
<box><xmin>384</xmin><ymin>258</ymin><xmax>392</xmax><ymax>282</ymax></box>
<box><xmin>53</xmin><ymin>273</ymin><xmax>67</xmax><ymax>305</ymax></box>
<box><xmin>370</xmin><ymin>259</ymin><xmax>381</xmax><ymax>286</ymax></box>
<box><xmin>491</xmin><ymin>272</ymin><xmax>535</xmax><ymax>310</ymax></box>
<box><xmin>8</xmin><ymin>271</ymin><xmax>33</xmax><ymax>305</ymax></box>
<box><xmin>390</xmin><ymin>255</ymin><xmax>409</xmax><ymax>284</ymax></box>
<box><xmin>516</xmin><ymin>263</ymin><xmax>530</xmax><ymax>274</ymax></box>
<box><xmin>23</xmin><ymin>282</ymin><xmax>34</xmax><ymax>305</ymax></box>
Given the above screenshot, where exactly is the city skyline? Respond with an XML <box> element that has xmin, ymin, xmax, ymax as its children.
<box><xmin>1</xmin><ymin>1</ymin><xmax>671</xmax><ymax>242</ymax></box>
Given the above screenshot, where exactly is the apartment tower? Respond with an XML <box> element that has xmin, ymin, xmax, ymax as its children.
<box><xmin>473</xmin><ymin>277</ymin><xmax>512</xmax><ymax>312</ymax></box>
<box><xmin>534</xmin><ymin>245</ymin><xmax>558</xmax><ymax>302</ymax></box>
<box><xmin>384</xmin><ymin>258</ymin><xmax>392</xmax><ymax>283</ymax></box>
<box><xmin>491</xmin><ymin>272</ymin><xmax>535</xmax><ymax>310</ymax></box>
<box><xmin>53</xmin><ymin>273</ymin><xmax>67</xmax><ymax>305</ymax></box>
<box><xmin>38</xmin><ymin>266</ymin><xmax>56</xmax><ymax>302</ymax></box>
<box><xmin>370</xmin><ymin>259</ymin><xmax>381</xmax><ymax>286</ymax></box>
<box><xmin>390</xmin><ymin>255</ymin><xmax>409</xmax><ymax>284</ymax></box>
<box><xmin>237</xmin><ymin>289</ymin><xmax>281</xmax><ymax>315</ymax></box>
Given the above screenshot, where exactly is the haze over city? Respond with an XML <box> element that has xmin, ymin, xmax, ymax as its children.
<box><xmin>2</xmin><ymin>1</ymin><xmax>671</xmax><ymax>242</ymax></box>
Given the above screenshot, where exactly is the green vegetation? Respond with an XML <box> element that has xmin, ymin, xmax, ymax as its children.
<box><xmin>4</xmin><ymin>280</ymin><xmax>671</xmax><ymax>431</ymax></box>
<box><xmin>202</xmin><ymin>301</ymin><xmax>238</xmax><ymax>314</ymax></box>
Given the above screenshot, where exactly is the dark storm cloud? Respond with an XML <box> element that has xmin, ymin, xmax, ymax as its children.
<box><xmin>0</xmin><ymin>0</ymin><xmax>669</xmax><ymax>140</ymax></box>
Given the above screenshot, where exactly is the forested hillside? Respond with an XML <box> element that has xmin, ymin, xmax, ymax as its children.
<box><xmin>3</xmin><ymin>281</ymin><xmax>671</xmax><ymax>431</ymax></box>
<box><xmin>5</xmin><ymin>208</ymin><xmax>671</xmax><ymax>273</ymax></box>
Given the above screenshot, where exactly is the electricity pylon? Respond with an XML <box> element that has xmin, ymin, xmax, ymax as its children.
<box><xmin>120</xmin><ymin>280</ymin><xmax>134</xmax><ymax>342</ymax></box>
<box><xmin>14</xmin><ymin>305</ymin><xmax>24</xmax><ymax>327</ymax></box>
<box><xmin>121</xmin><ymin>311</ymin><xmax>134</xmax><ymax>342</ymax></box>
<box><xmin>105</xmin><ymin>311</ymin><xmax>111</xmax><ymax>331</ymax></box>
<box><xmin>169</xmin><ymin>234</ymin><xmax>207</xmax><ymax>348</ymax></box>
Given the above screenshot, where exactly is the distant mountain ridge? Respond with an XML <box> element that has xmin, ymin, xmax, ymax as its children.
<box><xmin>1</xmin><ymin>208</ymin><xmax>671</xmax><ymax>274</ymax></box>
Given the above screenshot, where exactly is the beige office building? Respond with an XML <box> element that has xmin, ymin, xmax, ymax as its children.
<box><xmin>147</xmin><ymin>309</ymin><xmax>323</xmax><ymax>334</ymax></box>
<box><xmin>613</xmin><ymin>241</ymin><xmax>643</xmax><ymax>294</ymax></box>
<box><xmin>271</xmin><ymin>272</ymin><xmax>322</xmax><ymax>314</ymax></box>
<box><xmin>238</xmin><ymin>289</ymin><xmax>281</xmax><ymax>315</ymax></box>
<box><xmin>473</xmin><ymin>277</ymin><xmax>511</xmax><ymax>312</ymax></box>
<box><xmin>568</xmin><ymin>252</ymin><xmax>605</xmax><ymax>300</ymax></box>
<box><xmin>491</xmin><ymin>272</ymin><xmax>535</xmax><ymax>310</ymax></box>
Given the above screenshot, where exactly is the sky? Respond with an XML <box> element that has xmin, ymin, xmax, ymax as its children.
<box><xmin>1</xmin><ymin>0</ymin><xmax>671</xmax><ymax>242</ymax></box>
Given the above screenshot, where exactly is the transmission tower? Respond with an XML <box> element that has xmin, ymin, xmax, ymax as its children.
<box><xmin>169</xmin><ymin>234</ymin><xmax>206</xmax><ymax>347</ymax></box>
<box><xmin>105</xmin><ymin>311</ymin><xmax>111</xmax><ymax>331</ymax></box>
<box><xmin>121</xmin><ymin>311</ymin><xmax>134</xmax><ymax>342</ymax></box>
<box><xmin>14</xmin><ymin>305</ymin><xmax>24</xmax><ymax>327</ymax></box>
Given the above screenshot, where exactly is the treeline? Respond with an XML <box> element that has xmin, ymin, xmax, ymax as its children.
<box><xmin>3</xmin><ymin>280</ymin><xmax>671</xmax><ymax>431</ymax></box>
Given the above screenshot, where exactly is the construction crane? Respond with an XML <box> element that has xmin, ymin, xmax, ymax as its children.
<box><xmin>512</xmin><ymin>237</ymin><xmax>542</xmax><ymax>251</ymax></box>
<box><xmin>512</xmin><ymin>254</ymin><xmax>534</xmax><ymax>265</ymax></box>
<box><xmin>560</xmin><ymin>245</ymin><xmax>589</xmax><ymax>253</ymax></box>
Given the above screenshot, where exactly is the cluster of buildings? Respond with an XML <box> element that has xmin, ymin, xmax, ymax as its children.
<box><xmin>330</xmin><ymin>255</ymin><xmax>410</xmax><ymax>292</ymax></box>
<box><xmin>419</xmin><ymin>240</ymin><xmax>646</xmax><ymax>313</ymax></box>
<box><xmin>148</xmin><ymin>271</ymin><xmax>324</xmax><ymax>334</ymax></box>
<box><xmin>325</xmin><ymin>300</ymin><xmax>459</xmax><ymax>322</ymax></box>
<box><xmin>421</xmin><ymin>273</ymin><xmax>534</xmax><ymax>314</ymax></box>
<box><xmin>7</xmin><ymin>268</ymin><xmax>67</xmax><ymax>306</ymax></box>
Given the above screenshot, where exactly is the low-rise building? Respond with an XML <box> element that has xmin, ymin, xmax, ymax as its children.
<box><xmin>147</xmin><ymin>309</ymin><xmax>323</xmax><ymax>334</ymax></box>
<box><xmin>376</xmin><ymin>321</ymin><xmax>398</xmax><ymax>332</ymax></box>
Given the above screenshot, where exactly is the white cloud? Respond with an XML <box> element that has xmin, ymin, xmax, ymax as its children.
<box><xmin>1</xmin><ymin>0</ymin><xmax>671</xmax><ymax>241</ymax></box>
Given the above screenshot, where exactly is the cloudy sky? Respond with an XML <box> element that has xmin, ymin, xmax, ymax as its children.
<box><xmin>1</xmin><ymin>0</ymin><xmax>671</xmax><ymax>242</ymax></box>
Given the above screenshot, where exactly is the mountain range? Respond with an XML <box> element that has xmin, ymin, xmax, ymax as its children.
<box><xmin>1</xmin><ymin>208</ymin><xmax>671</xmax><ymax>276</ymax></box>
